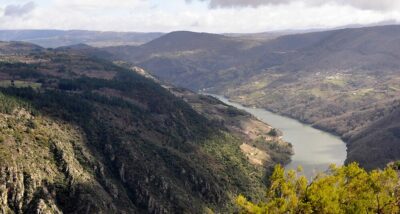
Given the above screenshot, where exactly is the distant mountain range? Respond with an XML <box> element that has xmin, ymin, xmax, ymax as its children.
<box><xmin>0</xmin><ymin>30</ymin><xmax>164</xmax><ymax>48</ymax></box>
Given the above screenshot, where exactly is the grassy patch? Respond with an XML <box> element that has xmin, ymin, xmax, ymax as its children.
<box><xmin>0</xmin><ymin>80</ymin><xmax>41</xmax><ymax>89</ymax></box>
<box><xmin>323</xmin><ymin>76</ymin><xmax>347</xmax><ymax>87</ymax></box>
<box><xmin>310</xmin><ymin>88</ymin><xmax>329</xmax><ymax>97</ymax></box>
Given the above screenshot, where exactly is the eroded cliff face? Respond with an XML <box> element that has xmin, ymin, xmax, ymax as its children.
<box><xmin>0</xmin><ymin>165</ymin><xmax>62</xmax><ymax>214</ymax></box>
<box><xmin>0</xmin><ymin>108</ymin><xmax>134</xmax><ymax>213</ymax></box>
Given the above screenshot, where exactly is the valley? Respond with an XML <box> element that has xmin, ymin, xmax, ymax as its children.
<box><xmin>103</xmin><ymin>25</ymin><xmax>400</xmax><ymax>170</ymax></box>
<box><xmin>3</xmin><ymin>1</ymin><xmax>400</xmax><ymax>213</ymax></box>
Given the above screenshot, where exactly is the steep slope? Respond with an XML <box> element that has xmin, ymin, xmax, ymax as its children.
<box><xmin>0</xmin><ymin>42</ymin><xmax>292</xmax><ymax>213</ymax></box>
<box><xmin>251</xmin><ymin>25</ymin><xmax>400</xmax><ymax>71</ymax></box>
<box><xmin>0</xmin><ymin>95</ymin><xmax>134</xmax><ymax>213</ymax></box>
<box><xmin>105</xmin><ymin>31</ymin><xmax>263</xmax><ymax>90</ymax></box>
<box><xmin>127</xmin><ymin>66</ymin><xmax>293</xmax><ymax>167</ymax></box>
<box><xmin>104</xmin><ymin>25</ymin><xmax>400</xmax><ymax>169</ymax></box>
<box><xmin>104</xmin><ymin>25</ymin><xmax>400</xmax><ymax>91</ymax></box>
<box><xmin>346</xmin><ymin>103</ymin><xmax>400</xmax><ymax>169</ymax></box>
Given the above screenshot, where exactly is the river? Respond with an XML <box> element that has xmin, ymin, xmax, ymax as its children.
<box><xmin>210</xmin><ymin>94</ymin><xmax>347</xmax><ymax>178</ymax></box>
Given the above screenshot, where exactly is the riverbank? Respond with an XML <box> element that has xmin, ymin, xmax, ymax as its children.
<box><xmin>208</xmin><ymin>94</ymin><xmax>347</xmax><ymax>178</ymax></box>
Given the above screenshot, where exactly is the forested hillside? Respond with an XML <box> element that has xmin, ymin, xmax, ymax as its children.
<box><xmin>0</xmin><ymin>42</ymin><xmax>292</xmax><ymax>213</ymax></box>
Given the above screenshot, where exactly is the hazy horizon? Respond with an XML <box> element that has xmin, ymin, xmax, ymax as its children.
<box><xmin>1</xmin><ymin>21</ymin><xmax>398</xmax><ymax>35</ymax></box>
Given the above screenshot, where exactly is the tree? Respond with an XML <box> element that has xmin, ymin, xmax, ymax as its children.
<box><xmin>236</xmin><ymin>163</ymin><xmax>400</xmax><ymax>214</ymax></box>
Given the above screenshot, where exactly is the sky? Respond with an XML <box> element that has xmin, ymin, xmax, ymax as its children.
<box><xmin>0</xmin><ymin>0</ymin><xmax>399</xmax><ymax>33</ymax></box>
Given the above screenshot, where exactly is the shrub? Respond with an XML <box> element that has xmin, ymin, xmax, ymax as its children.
<box><xmin>268</xmin><ymin>129</ymin><xmax>278</xmax><ymax>137</ymax></box>
<box><xmin>26</xmin><ymin>119</ymin><xmax>38</xmax><ymax>129</ymax></box>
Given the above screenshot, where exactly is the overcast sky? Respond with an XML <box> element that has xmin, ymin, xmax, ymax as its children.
<box><xmin>0</xmin><ymin>0</ymin><xmax>399</xmax><ymax>33</ymax></box>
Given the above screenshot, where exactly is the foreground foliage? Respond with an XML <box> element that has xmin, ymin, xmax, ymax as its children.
<box><xmin>236</xmin><ymin>163</ymin><xmax>400</xmax><ymax>214</ymax></box>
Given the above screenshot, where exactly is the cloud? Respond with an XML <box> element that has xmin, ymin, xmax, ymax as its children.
<box><xmin>0</xmin><ymin>0</ymin><xmax>399</xmax><ymax>33</ymax></box>
<box><xmin>4</xmin><ymin>1</ymin><xmax>36</xmax><ymax>17</ymax></box>
<box><xmin>187</xmin><ymin>0</ymin><xmax>400</xmax><ymax>11</ymax></box>
<box><xmin>52</xmin><ymin>0</ymin><xmax>150</xmax><ymax>11</ymax></box>
<box><xmin>337</xmin><ymin>0</ymin><xmax>400</xmax><ymax>11</ymax></box>
<box><xmin>186</xmin><ymin>0</ymin><xmax>290</xmax><ymax>8</ymax></box>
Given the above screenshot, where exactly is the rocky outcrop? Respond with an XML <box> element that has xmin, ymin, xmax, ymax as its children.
<box><xmin>0</xmin><ymin>165</ymin><xmax>62</xmax><ymax>214</ymax></box>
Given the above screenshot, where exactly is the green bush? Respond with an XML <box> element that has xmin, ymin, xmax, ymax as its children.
<box><xmin>268</xmin><ymin>129</ymin><xmax>278</xmax><ymax>137</ymax></box>
<box><xmin>26</xmin><ymin>119</ymin><xmax>38</xmax><ymax>129</ymax></box>
<box><xmin>237</xmin><ymin>163</ymin><xmax>400</xmax><ymax>213</ymax></box>
<box><xmin>14</xmin><ymin>132</ymin><xmax>23</xmax><ymax>143</ymax></box>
